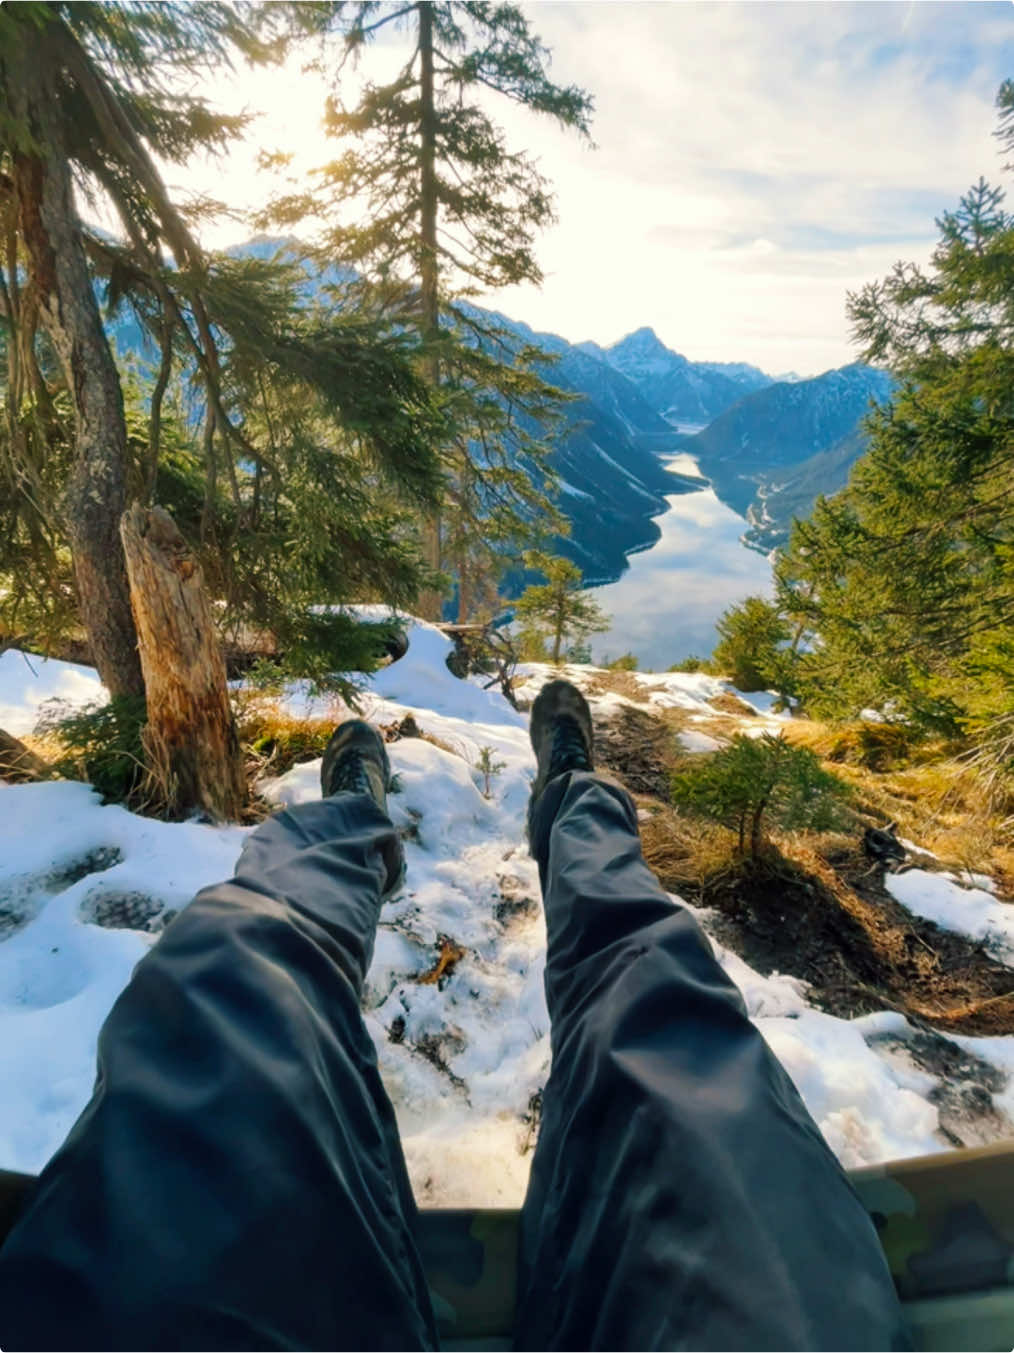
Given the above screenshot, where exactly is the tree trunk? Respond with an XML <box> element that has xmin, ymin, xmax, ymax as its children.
<box><xmin>0</xmin><ymin>729</ymin><xmax>50</xmax><ymax>784</ymax></box>
<box><xmin>415</xmin><ymin>0</ymin><xmax>444</xmax><ymax>621</ymax></box>
<box><xmin>8</xmin><ymin>43</ymin><xmax>144</xmax><ymax>699</ymax></box>
<box><xmin>120</xmin><ymin>504</ymin><xmax>246</xmax><ymax>822</ymax></box>
<box><xmin>750</xmin><ymin>797</ymin><xmax>768</xmax><ymax>858</ymax></box>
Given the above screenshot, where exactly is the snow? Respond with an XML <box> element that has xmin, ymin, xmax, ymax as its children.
<box><xmin>678</xmin><ymin>729</ymin><xmax>724</xmax><ymax>754</ymax></box>
<box><xmin>3</xmin><ymin>617</ymin><xmax>1014</xmax><ymax>1202</ymax></box>
<box><xmin>0</xmin><ymin>782</ymin><xmax>246</xmax><ymax>1172</ymax></box>
<box><xmin>885</xmin><ymin>868</ymin><xmax>1014</xmax><ymax>962</ymax></box>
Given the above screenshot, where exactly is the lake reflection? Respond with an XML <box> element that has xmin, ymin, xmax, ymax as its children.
<box><xmin>589</xmin><ymin>457</ymin><xmax>772</xmax><ymax>670</ymax></box>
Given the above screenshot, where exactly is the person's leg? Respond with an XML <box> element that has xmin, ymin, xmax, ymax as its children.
<box><xmin>515</xmin><ymin>685</ymin><xmax>908</xmax><ymax>1351</ymax></box>
<box><xmin>0</xmin><ymin>723</ymin><xmax>436</xmax><ymax>1352</ymax></box>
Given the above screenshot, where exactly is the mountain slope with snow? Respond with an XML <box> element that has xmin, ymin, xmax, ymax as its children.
<box><xmin>686</xmin><ymin>363</ymin><xmax>895</xmax><ymax>546</ymax></box>
<box><xmin>594</xmin><ymin>326</ymin><xmax>773</xmax><ymax>426</ymax></box>
<box><xmin>3</xmin><ymin>622</ymin><xmax>1014</xmax><ymax>1202</ymax></box>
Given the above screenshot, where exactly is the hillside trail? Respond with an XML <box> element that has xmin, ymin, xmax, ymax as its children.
<box><xmin>261</xmin><ymin>625</ymin><xmax>1014</xmax><ymax>1203</ymax></box>
<box><xmin>3</xmin><ymin>620</ymin><xmax>1014</xmax><ymax>1202</ymax></box>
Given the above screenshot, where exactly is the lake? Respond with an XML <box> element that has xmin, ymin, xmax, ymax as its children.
<box><xmin>588</xmin><ymin>454</ymin><xmax>773</xmax><ymax>670</ymax></box>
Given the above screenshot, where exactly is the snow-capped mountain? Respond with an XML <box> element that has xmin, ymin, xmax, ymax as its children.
<box><xmin>685</xmin><ymin>364</ymin><xmax>895</xmax><ymax>550</ymax></box>
<box><xmin>588</xmin><ymin>326</ymin><xmax>773</xmax><ymax>425</ymax></box>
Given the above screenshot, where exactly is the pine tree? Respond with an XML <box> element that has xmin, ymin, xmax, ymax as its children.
<box><xmin>270</xmin><ymin>2</ymin><xmax>594</xmax><ymax>619</ymax></box>
<box><xmin>513</xmin><ymin>550</ymin><xmax>609</xmax><ymax>665</ymax></box>
<box><xmin>710</xmin><ymin>596</ymin><xmax>791</xmax><ymax>694</ymax></box>
<box><xmin>0</xmin><ymin>3</ymin><xmax>447</xmax><ymax>815</ymax></box>
<box><xmin>0</xmin><ymin>6</ymin><xmax>445</xmax><ymax>678</ymax></box>
<box><xmin>671</xmin><ymin>733</ymin><xmax>851</xmax><ymax>857</ymax></box>
<box><xmin>776</xmin><ymin>94</ymin><xmax>1014</xmax><ymax>733</ymax></box>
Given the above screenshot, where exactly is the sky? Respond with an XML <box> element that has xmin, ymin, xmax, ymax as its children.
<box><xmin>164</xmin><ymin>1</ymin><xmax>1014</xmax><ymax>377</ymax></box>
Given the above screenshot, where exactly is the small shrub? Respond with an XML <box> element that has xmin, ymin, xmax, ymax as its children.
<box><xmin>671</xmin><ymin>732</ymin><xmax>852</xmax><ymax>856</ymax></box>
<box><xmin>565</xmin><ymin>640</ymin><xmax>592</xmax><ymax>664</ymax></box>
<box><xmin>35</xmin><ymin>696</ymin><xmax>148</xmax><ymax>804</ymax></box>
<box><xmin>669</xmin><ymin>655</ymin><xmax>708</xmax><ymax>673</ymax></box>
<box><xmin>513</xmin><ymin>550</ymin><xmax>609</xmax><ymax>665</ymax></box>
<box><xmin>604</xmin><ymin>652</ymin><xmax>639</xmax><ymax>672</ymax></box>
<box><xmin>475</xmin><ymin>745</ymin><xmax>507</xmax><ymax>798</ymax></box>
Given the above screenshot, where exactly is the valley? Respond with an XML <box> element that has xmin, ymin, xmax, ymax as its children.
<box><xmin>588</xmin><ymin>453</ymin><xmax>773</xmax><ymax>668</ymax></box>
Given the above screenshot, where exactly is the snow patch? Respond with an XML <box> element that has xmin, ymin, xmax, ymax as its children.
<box><xmin>885</xmin><ymin>869</ymin><xmax>1014</xmax><ymax>962</ymax></box>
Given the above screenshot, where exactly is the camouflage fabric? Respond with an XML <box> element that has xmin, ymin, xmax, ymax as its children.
<box><xmin>851</xmin><ymin>1141</ymin><xmax>1014</xmax><ymax>1301</ymax></box>
<box><xmin>418</xmin><ymin>1144</ymin><xmax>1014</xmax><ymax>1344</ymax></box>
<box><xmin>7</xmin><ymin>1144</ymin><xmax>1014</xmax><ymax>1345</ymax></box>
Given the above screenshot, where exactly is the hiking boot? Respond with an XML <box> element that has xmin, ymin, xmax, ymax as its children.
<box><xmin>528</xmin><ymin>680</ymin><xmax>594</xmax><ymax>837</ymax></box>
<box><xmin>320</xmin><ymin>719</ymin><xmax>392</xmax><ymax>813</ymax></box>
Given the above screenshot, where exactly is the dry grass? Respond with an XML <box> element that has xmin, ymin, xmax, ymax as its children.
<box><xmin>236</xmin><ymin>706</ymin><xmax>337</xmax><ymax>775</ymax></box>
<box><xmin>583</xmin><ymin>668</ymin><xmax>649</xmax><ymax>703</ymax></box>
<box><xmin>779</xmin><ymin>719</ymin><xmax>1013</xmax><ymax>890</ymax></box>
<box><xmin>708</xmin><ymin>691</ymin><xmax>758</xmax><ymax>718</ymax></box>
<box><xmin>639</xmin><ymin>802</ymin><xmax>739</xmax><ymax>898</ymax></box>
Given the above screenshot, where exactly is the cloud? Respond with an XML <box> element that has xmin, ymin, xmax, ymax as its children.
<box><xmin>138</xmin><ymin>1</ymin><xmax>1012</xmax><ymax>375</ymax></box>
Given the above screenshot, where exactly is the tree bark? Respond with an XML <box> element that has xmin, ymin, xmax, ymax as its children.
<box><xmin>0</xmin><ymin>729</ymin><xmax>50</xmax><ymax>784</ymax></box>
<box><xmin>416</xmin><ymin>0</ymin><xmax>444</xmax><ymax>621</ymax></box>
<box><xmin>552</xmin><ymin>603</ymin><xmax>564</xmax><ymax>665</ymax></box>
<box><xmin>120</xmin><ymin>504</ymin><xmax>246</xmax><ymax>822</ymax></box>
<box><xmin>7</xmin><ymin>42</ymin><xmax>144</xmax><ymax>699</ymax></box>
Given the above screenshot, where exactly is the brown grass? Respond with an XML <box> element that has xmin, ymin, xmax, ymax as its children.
<box><xmin>780</xmin><ymin>719</ymin><xmax>1013</xmax><ymax>888</ymax></box>
<box><xmin>583</xmin><ymin>668</ymin><xmax>651</xmax><ymax>703</ymax></box>
<box><xmin>708</xmin><ymin>691</ymin><xmax>758</xmax><ymax>718</ymax></box>
<box><xmin>639</xmin><ymin>803</ymin><xmax>739</xmax><ymax>897</ymax></box>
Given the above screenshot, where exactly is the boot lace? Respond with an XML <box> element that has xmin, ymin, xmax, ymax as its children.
<box><xmin>329</xmin><ymin>749</ymin><xmax>373</xmax><ymax>797</ymax></box>
<box><xmin>548</xmin><ymin>714</ymin><xmax>591</xmax><ymax>780</ymax></box>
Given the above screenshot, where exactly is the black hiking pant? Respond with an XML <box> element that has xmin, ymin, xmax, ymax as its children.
<box><xmin>0</xmin><ymin>771</ymin><xmax>907</xmax><ymax>1350</ymax></box>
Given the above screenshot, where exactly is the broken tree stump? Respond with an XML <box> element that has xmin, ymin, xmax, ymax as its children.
<box><xmin>120</xmin><ymin>504</ymin><xmax>246</xmax><ymax>822</ymax></box>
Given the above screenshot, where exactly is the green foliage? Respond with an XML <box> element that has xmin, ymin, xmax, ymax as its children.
<box><xmin>268</xmin><ymin>613</ymin><xmax>408</xmax><ymax>700</ymax></box>
<box><xmin>35</xmin><ymin>696</ymin><xmax>147</xmax><ymax>805</ymax></box>
<box><xmin>669</xmin><ymin>655</ymin><xmax>709</xmax><ymax>674</ymax></box>
<box><xmin>264</xmin><ymin>2</ymin><xmax>594</xmax><ymax>616</ymax></box>
<box><xmin>777</xmin><ymin>126</ymin><xmax>1014</xmax><ymax>734</ymax></box>
<box><xmin>0</xmin><ymin>4</ymin><xmax>446</xmax><ymax>683</ymax></box>
<box><xmin>475</xmin><ymin>745</ymin><xmax>507</xmax><ymax>798</ymax></box>
<box><xmin>671</xmin><ymin>733</ymin><xmax>852</xmax><ymax>857</ymax></box>
<box><xmin>565</xmin><ymin>640</ymin><xmax>593</xmax><ymax>664</ymax></box>
<box><xmin>514</xmin><ymin>550</ymin><xmax>610</xmax><ymax>664</ymax></box>
<box><xmin>604</xmin><ymin>652</ymin><xmax>639</xmax><ymax>672</ymax></box>
<box><xmin>710</xmin><ymin>596</ymin><xmax>791</xmax><ymax>693</ymax></box>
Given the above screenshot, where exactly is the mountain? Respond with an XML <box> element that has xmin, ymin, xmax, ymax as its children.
<box><xmin>589</xmin><ymin>327</ymin><xmax>773</xmax><ymax>426</ymax></box>
<box><xmin>471</xmin><ymin>311</ymin><xmax>702</xmax><ymax>582</ymax></box>
<box><xmin>685</xmin><ymin>364</ymin><xmax>895</xmax><ymax>550</ymax></box>
<box><xmin>104</xmin><ymin>239</ymin><xmax>697</xmax><ymax>587</ymax></box>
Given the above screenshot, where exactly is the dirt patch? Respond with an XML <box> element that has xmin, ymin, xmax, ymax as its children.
<box><xmin>593</xmin><ymin>703</ymin><xmax>683</xmax><ymax>799</ymax></box>
<box><xmin>584</xmin><ymin>669</ymin><xmax>648</xmax><ymax>703</ymax></box>
<box><xmin>494</xmin><ymin>873</ymin><xmax>540</xmax><ymax>926</ymax></box>
<box><xmin>708</xmin><ymin>691</ymin><xmax>759</xmax><ymax>718</ymax></box>
<box><xmin>673</xmin><ymin>842</ymin><xmax>1014</xmax><ymax>1037</ymax></box>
